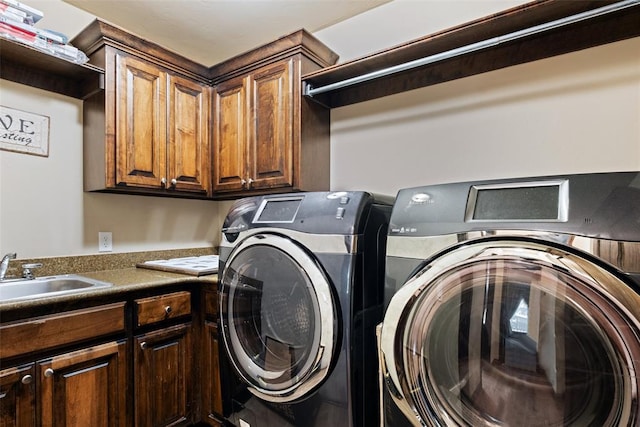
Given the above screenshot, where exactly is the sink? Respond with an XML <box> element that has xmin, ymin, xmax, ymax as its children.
<box><xmin>0</xmin><ymin>274</ymin><xmax>113</xmax><ymax>302</ymax></box>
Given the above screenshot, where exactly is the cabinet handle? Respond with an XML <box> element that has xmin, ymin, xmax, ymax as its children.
<box><xmin>21</xmin><ymin>375</ymin><xmax>33</xmax><ymax>385</ymax></box>
<box><xmin>161</xmin><ymin>177</ymin><xmax>167</xmax><ymax>188</ymax></box>
<box><xmin>44</xmin><ymin>368</ymin><xmax>54</xmax><ymax>378</ymax></box>
<box><xmin>140</xmin><ymin>342</ymin><xmax>148</xmax><ymax>350</ymax></box>
<box><xmin>164</xmin><ymin>305</ymin><xmax>172</xmax><ymax>315</ymax></box>
<box><xmin>247</xmin><ymin>178</ymin><xmax>254</xmax><ymax>189</ymax></box>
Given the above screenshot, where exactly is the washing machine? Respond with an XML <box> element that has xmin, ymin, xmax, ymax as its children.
<box><xmin>379</xmin><ymin>172</ymin><xmax>640</xmax><ymax>426</ymax></box>
<box><xmin>218</xmin><ymin>191</ymin><xmax>392</xmax><ymax>427</ymax></box>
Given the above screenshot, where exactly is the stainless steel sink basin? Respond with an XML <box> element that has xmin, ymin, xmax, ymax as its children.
<box><xmin>0</xmin><ymin>274</ymin><xmax>113</xmax><ymax>302</ymax></box>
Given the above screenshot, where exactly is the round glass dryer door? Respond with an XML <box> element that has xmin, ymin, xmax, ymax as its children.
<box><xmin>381</xmin><ymin>239</ymin><xmax>640</xmax><ymax>427</ymax></box>
<box><xmin>220</xmin><ymin>233</ymin><xmax>337</xmax><ymax>403</ymax></box>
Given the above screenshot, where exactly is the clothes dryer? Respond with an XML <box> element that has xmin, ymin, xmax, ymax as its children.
<box><xmin>379</xmin><ymin>172</ymin><xmax>640</xmax><ymax>426</ymax></box>
<box><xmin>218</xmin><ymin>191</ymin><xmax>392</xmax><ymax>427</ymax></box>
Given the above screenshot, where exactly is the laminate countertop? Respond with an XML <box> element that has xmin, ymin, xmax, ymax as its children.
<box><xmin>0</xmin><ymin>267</ymin><xmax>218</xmax><ymax>313</ymax></box>
<box><xmin>0</xmin><ymin>247</ymin><xmax>219</xmax><ymax>314</ymax></box>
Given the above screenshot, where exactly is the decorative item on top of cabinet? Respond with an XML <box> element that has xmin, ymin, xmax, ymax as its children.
<box><xmin>210</xmin><ymin>29</ymin><xmax>338</xmax><ymax>199</ymax></box>
<box><xmin>72</xmin><ymin>19</ymin><xmax>212</xmax><ymax>198</ymax></box>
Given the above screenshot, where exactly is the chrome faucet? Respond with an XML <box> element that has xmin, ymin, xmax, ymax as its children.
<box><xmin>0</xmin><ymin>252</ymin><xmax>17</xmax><ymax>281</ymax></box>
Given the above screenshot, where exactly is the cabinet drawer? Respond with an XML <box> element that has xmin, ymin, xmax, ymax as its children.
<box><xmin>0</xmin><ymin>302</ymin><xmax>125</xmax><ymax>359</ymax></box>
<box><xmin>135</xmin><ymin>291</ymin><xmax>191</xmax><ymax>327</ymax></box>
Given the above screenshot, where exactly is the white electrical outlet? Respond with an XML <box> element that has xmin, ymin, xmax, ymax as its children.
<box><xmin>98</xmin><ymin>232</ymin><xmax>113</xmax><ymax>252</ymax></box>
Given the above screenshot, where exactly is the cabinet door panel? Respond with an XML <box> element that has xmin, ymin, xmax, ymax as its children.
<box><xmin>212</xmin><ymin>77</ymin><xmax>247</xmax><ymax>193</ymax></box>
<box><xmin>38</xmin><ymin>340</ymin><xmax>127</xmax><ymax>427</ymax></box>
<box><xmin>202</xmin><ymin>322</ymin><xmax>223</xmax><ymax>421</ymax></box>
<box><xmin>116</xmin><ymin>54</ymin><xmax>167</xmax><ymax>189</ymax></box>
<box><xmin>135</xmin><ymin>323</ymin><xmax>193</xmax><ymax>427</ymax></box>
<box><xmin>168</xmin><ymin>75</ymin><xmax>210</xmax><ymax>194</ymax></box>
<box><xmin>0</xmin><ymin>365</ymin><xmax>35</xmax><ymax>427</ymax></box>
<box><xmin>249</xmin><ymin>59</ymin><xmax>293</xmax><ymax>190</ymax></box>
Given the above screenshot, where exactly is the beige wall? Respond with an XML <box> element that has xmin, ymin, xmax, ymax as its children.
<box><xmin>316</xmin><ymin>0</ymin><xmax>640</xmax><ymax>197</ymax></box>
<box><xmin>0</xmin><ymin>1</ymin><xmax>235</xmax><ymax>259</ymax></box>
<box><xmin>1</xmin><ymin>0</ymin><xmax>639</xmax><ymax>258</ymax></box>
<box><xmin>0</xmin><ymin>80</ymin><xmax>230</xmax><ymax>258</ymax></box>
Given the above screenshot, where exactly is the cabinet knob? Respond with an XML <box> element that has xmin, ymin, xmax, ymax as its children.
<box><xmin>170</xmin><ymin>178</ymin><xmax>177</xmax><ymax>187</ymax></box>
<box><xmin>140</xmin><ymin>342</ymin><xmax>148</xmax><ymax>350</ymax></box>
<box><xmin>241</xmin><ymin>179</ymin><xmax>247</xmax><ymax>188</ymax></box>
<box><xmin>164</xmin><ymin>305</ymin><xmax>172</xmax><ymax>315</ymax></box>
<box><xmin>161</xmin><ymin>177</ymin><xmax>167</xmax><ymax>187</ymax></box>
<box><xmin>21</xmin><ymin>375</ymin><xmax>33</xmax><ymax>384</ymax></box>
<box><xmin>247</xmin><ymin>178</ymin><xmax>254</xmax><ymax>189</ymax></box>
<box><xmin>43</xmin><ymin>368</ymin><xmax>54</xmax><ymax>378</ymax></box>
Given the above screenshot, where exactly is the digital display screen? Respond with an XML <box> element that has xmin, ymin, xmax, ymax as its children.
<box><xmin>254</xmin><ymin>198</ymin><xmax>302</xmax><ymax>223</ymax></box>
<box><xmin>468</xmin><ymin>181</ymin><xmax>568</xmax><ymax>221</ymax></box>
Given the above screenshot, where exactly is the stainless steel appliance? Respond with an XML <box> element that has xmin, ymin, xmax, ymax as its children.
<box><xmin>218</xmin><ymin>191</ymin><xmax>392</xmax><ymax>427</ymax></box>
<box><xmin>379</xmin><ymin>172</ymin><xmax>640</xmax><ymax>426</ymax></box>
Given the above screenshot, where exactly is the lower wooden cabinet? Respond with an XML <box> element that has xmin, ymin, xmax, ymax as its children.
<box><xmin>0</xmin><ymin>286</ymin><xmax>224</xmax><ymax>427</ymax></box>
<box><xmin>202</xmin><ymin>321</ymin><xmax>223</xmax><ymax>424</ymax></box>
<box><xmin>0</xmin><ymin>340</ymin><xmax>127</xmax><ymax>427</ymax></box>
<box><xmin>0</xmin><ymin>364</ymin><xmax>36</xmax><ymax>427</ymax></box>
<box><xmin>0</xmin><ymin>303</ymin><xmax>127</xmax><ymax>427</ymax></box>
<box><xmin>38</xmin><ymin>340</ymin><xmax>128</xmax><ymax>427</ymax></box>
<box><xmin>134</xmin><ymin>323</ymin><xmax>194</xmax><ymax>427</ymax></box>
<box><xmin>200</xmin><ymin>287</ymin><xmax>224</xmax><ymax>425</ymax></box>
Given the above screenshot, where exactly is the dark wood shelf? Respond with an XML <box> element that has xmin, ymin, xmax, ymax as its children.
<box><xmin>302</xmin><ymin>0</ymin><xmax>640</xmax><ymax>108</ymax></box>
<box><xmin>0</xmin><ymin>38</ymin><xmax>104</xmax><ymax>99</ymax></box>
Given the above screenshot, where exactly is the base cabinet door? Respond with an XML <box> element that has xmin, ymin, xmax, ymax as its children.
<box><xmin>37</xmin><ymin>340</ymin><xmax>128</xmax><ymax>427</ymax></box>
<box><xmin>202</xmin><ymin>321</ymin><xmax>223</xmax><ymax>425</ymax></box>
<box><xmin>0</xmin><ymin>364</ymin><xmax>35</xmax><ymax>427</ymax></box>
<box><xmin>134</xmin><ymin>323</ymin><xmax>193</xmax><ymax>427</ymax></box>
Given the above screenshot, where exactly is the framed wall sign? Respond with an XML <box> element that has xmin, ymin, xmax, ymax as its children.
<box><xmin>0</xmin><ymin>106</ymin><xmax>50</xmax><ymax>157</ymax></box>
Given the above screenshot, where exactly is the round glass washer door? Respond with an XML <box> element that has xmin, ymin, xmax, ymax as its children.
<box><xmin>381</xmin><ymin>238</ymin><xmax>640</xmax><ymax>427</ymax></box>
<box><xmin>220</xmin><ymin>233</ymin><xmax>337</xmax><ymax>403</ymax></box>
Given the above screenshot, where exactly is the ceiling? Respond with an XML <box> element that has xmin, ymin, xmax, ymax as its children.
<box><xmin>63</xmin><ymin>0</ymin><xmax>390</xmax><ymax>66</ymax></box>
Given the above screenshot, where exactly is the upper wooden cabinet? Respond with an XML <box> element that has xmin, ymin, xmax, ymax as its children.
<box><xmin>213</xmin><ymin>60</ymin><xmax>293</xmax><ymax>193</ymax></box>
<box><xmin>210</xmin><ymin>30</ymin><xmax>338</xmax><ymax>198</ymax></box>
<box><xmin>72</xmin><ymin>21</ymin><xmax>336</xmax><ymax>199</ymax></box>
<box><xmin>73</xmin><ymin>20</ymin><xmax>211</xmax><ymax>198</ymax></box>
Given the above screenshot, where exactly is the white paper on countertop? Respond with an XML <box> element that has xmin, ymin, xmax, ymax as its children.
<box><xmin>137</xmin><ymin>255</ymin><xmax>219</xmax><ymax>276</ymax></box>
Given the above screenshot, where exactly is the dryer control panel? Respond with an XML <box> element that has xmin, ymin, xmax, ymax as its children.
<box><xmin>222</xmin><ymin>191</ymin><xmax>393</xmax><ymax>238</ymax></box>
